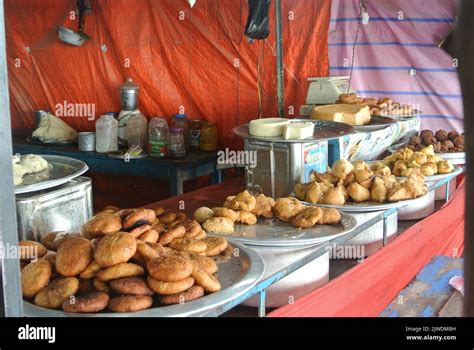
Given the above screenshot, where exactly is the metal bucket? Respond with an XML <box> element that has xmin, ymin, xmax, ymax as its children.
<box><xmin>242</xmin><ymin>244</ymin><xmax>329</xmax><ymax>308</ymax></box>
<box><xmin>398</xmin><ymin>190</ymin><xmax>435</xmax><ymax>221</ymax></box>
<box><xmin>340</xmin><ymin>210</ymin><xmax>398</xmax><ymax>257</ymax></box>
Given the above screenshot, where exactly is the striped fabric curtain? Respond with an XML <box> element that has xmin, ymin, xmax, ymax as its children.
<box><xmin>329</xmin><ymin>0</ymin><xmax>463</xmax><ymax>132</ymax></box>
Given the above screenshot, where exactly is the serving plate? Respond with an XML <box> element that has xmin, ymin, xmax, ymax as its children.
<box><xmin>208</xmin><ymin>213</ymin><xmax>357</xmax><ymax>247</ymax></box>
<box><xmin>353</xmin><ymin>116</ymin><xmax>397</xmax><ymax>132</ymax></box>
<box><xmin>233</xmin><ymin>119</ymin><xmax>354</xmax><ymax>143</ymax></box>
<box><xmin>15</xmin><ymin>155</ymin><xmax>89</xmax><ymax>194</ymax></box>
<box><xmin>23</xmin><ymin>242</ymin><xmax>265</xmax><ymax>317</ymax></box>
<box><xmin>388</xmin><ymin>143</ymin><xmax>465</xmax><ymax>165</ymax></box>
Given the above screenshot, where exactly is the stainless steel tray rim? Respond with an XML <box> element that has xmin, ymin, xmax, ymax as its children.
<box><xmin>23</xmin><ymin>242</ymin><xmax>265</xmax><ymax>317</ymax></box>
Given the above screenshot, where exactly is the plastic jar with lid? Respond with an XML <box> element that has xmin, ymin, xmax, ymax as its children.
<box><xmin>171</xmin><ymin>114</ymin><xmax>190</xmax><ymax>150</ymax></box>
<box><xmin>189</xmin><ymin>119</ymin><xmax>203</xmax><ymax>149</ymax></box>
<box><xmin>148</xmin><ymin>117</ymin><xmax>169</xmax><ymax>158</ymax></box>
<box><xmin>126</xmin><ymin>112</ymin><xmax>148</xmax><ymax>147</ymax></box>
<box><xmin>168</xmin><ymin>127</ymin><xmax>186</xmax><ymax>158</ymax></box>
<box><xmin>95</xmin><ymin>113</ymin><xmax>118</xmax><ymax>153</ymax></box>
<box><xmin>200</xmin><ymin>122</ymin><xmax>218</xmax><ymax>151</ymax></box>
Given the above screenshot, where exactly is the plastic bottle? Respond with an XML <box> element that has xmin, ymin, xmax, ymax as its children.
<box><xmin>148</xmin><ymin>117</ymin><xmax>169</xmax><ymax>158</ymax></box>
<box><xmin>95</xmin><ymin>113</ymin><xmax>118</xmax><ymax>153</ymax></box>
<box><xmin>126</xmin><ymin>112</ymin><xmax>148</xmax><ymax>147</ymax></box>
<box><xmin>171</xmin><ymin>113</ymin><xmax>190</xmax><ymax>150</ymax></box>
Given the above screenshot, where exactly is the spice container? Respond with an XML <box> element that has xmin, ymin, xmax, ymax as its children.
<box><xmin>78</xmin><ymin>132</ymin><xmax>96</xmax><ymax>152</ymax></box>
<box><xmin>190</xmin><ymin>119</ymin><xmax>203</xmax><ymax>149</ymax></box>
<box><xmin>172</xmin><ymin>114</ymin><xmax>190</xmax><ymax>150</ymax></box>
<box><xmin>148</xmin><ymin>117</ymin><xmax>169</xmax><ymax>158</ymax></box>
<box><xmin>168</xmin><ymin>127</ymin><xmax>186</xmax><ymax>158</ymax></box>
<box><xmin>95</xmin><ymin>113</ymin><xmax>118</xmax><ymax>153</ymax></box>
<box><xmin>126</xmin><ymin>112</ymin><xmax>148</xmax><ymax>147</ymax></box>
<box><xmin>200</xmin><ymin>122</ymin><xmax>218</xmax><ymax>151</ymax></box>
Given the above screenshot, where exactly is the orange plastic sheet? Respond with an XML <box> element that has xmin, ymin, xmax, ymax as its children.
<box><xmin>269</xmin><ymin>179</ymin><xmax>466</xmax><ymax>317</ymax></box>
<box><xmin>5</xmin><ymin>0</ymin><xmax>331</xmax><ymax>149</ymax></box>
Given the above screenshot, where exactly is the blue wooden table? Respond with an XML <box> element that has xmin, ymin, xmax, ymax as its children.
<box><xmin>13</xmin><ymin>135</ymin><xmax>222</xmax><ymax>196</ymax></box>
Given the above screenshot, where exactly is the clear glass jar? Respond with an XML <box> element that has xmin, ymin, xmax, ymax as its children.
<box><xmin>148</xmin><ymin>117</ymin><xmax>169</xmax><ymax>158</ymax></box>
<box><xmin>95</xmin><ymin>113</ymin><xmax>118</xmax><ymax>153</ymax></box>
<box><xmin>126</xmin><ymin>112</ymin><xmax>148</xmax><ymax>147</ymax></box>
<box><xmin>168</xmin><ymin>127</ymin><xmax>186</xmax><ymax>158</ymax></box>
<box><xmin>200</xmin><ymin>122</ymin><xmax>218</xmax><ymax>151</ymax></box>
<box><xmin>171</xmin><ymin>114</ymin><xmax>190</xmax><ymax>150</ymax></box>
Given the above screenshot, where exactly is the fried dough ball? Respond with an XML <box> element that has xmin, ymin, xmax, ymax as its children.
<box><xmin>237</xmin><ymin>211</ymin><xmax>257</xmax><ymax>225</ymax></box>
<box><xmin>420</xmin><ymin>162</ymin><xmax>438</xmax><ymax>176</ymax></box>
<box><xmin>223</xmin><ymin>196</ymin><xmax>236</xmax><ymax>208</ymax></box>
<box><xmin>251</xmin><ymin>194</ymin><xmax>275</xmax><ymax>218</ymax></box>
<box><xmin>318</xmin><ymin>208</ymin><xmax>342</xmax><ymax>225</ymax></box>
<box><xmin>420</xmin><ymin>145</ymin><xmax>435</xmax><ymax>157</ymax></box>
<box><xmin>292</xmin><ymin>207</ymin><xmax>323</xmax><ymax>229</ymax></box>
<box><xmin>448</xmin><ymin>131</ymin><xmax>459</xmax><ymax>141</ymax></box>
<box><xmin>437</xmin><ymin>160</ymin><xmax>454</xmax><ymax>174</ymax></box>
<box><xmin>331</xmin><ymin>159</ymin><xmax>354</xmax><ymax>180</ymax></box>
<box><xmin>413</xmin><ymin>152</ymin><xmax>428</xmax><ymax>165</ymax></box>
<box><xmin>435</xmin><ymin>130</ymin><xmax>449</xmax><ymax>142</ymax></box>
<box><xmin>420</xmin><ymin>130</ymin><xmax>434</xmax><ymax>139</ymax></box>
<box><xmin>229</xmin><ymin>191</ymin><xmax>256</xmax><ymax>212</ymax></box>
<box><xmin>212</xmin><ymin>207</ymin><xmax>239</xmax><ymax>223</ymax></box>
<box><xmin>392</xmin><ymin>161</ymin><xmax>408</xmax><ymax>177</ymax></box>
<box><xmin>347</xmin><ymin>182</ymin><xmax>371</xmax><ymax>203</ymax></box>
<box><xmin>193</xmin><ymin>207</ymin><xmax>214</xmax><ymax>224</ymax></box>
<box><xmin>272</xmin><ymin>197</ymin><xmax>304</xmax><ymax>222</ymax></box>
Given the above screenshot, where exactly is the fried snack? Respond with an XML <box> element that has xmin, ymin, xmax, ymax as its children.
<box><xmin>193</xmin><ymin>207</ymin><xmax>214</xmax><ymax>224</ymax></box>
<box><xmin>229</xmin><ymin>190</ymin><xmax>256</xmax><ymax>212</ymax></box>
<box><xmin>354</xmin><ymin>169</ymin><xmax>373</xmax><ymax>188</ymax></box>
<box><xmin>437</xmin><ymin>160</ymin><xmax>454</xmax><ymax>174</ymax></box>
<box><xmin>55</xmin><ymin>236</ymin><xmax>94</xmax><ymax>277</ymax></box>
<box><xmin>392</xmin><ymin>161</ymin><xmax>408</xmax><ymax>177</ymax></box>
<box><xmin>192</xmin><ymin>267</ymin><xmax>221</xmax><ymax>292</ymax></box>
<box><xmin>77</xmin><ymin>279</ymin><xmax>95</xmax><ymax>294</ymax></box>
<box><xmin>332</xmin><ymin>159</ymin><xmax>354</xmax><ymax>180</ymax></box>
<box><xmin>321</xmin><ymin>185</ymin><xmax>346</xmax><ymax>205</ymax></box>
<box><xmin>147</xmin><ymin>255</ymin><xmax>193</xmax><ymax>282</ymax></box>
<box><xmin>293</xmin><ymin>183</ymin><xmax>309</xmax><ymax>201</ymax></box>
<box><xmin>202</xmin><ymin>217</ymin><xmax>234</xmax><ymax>234</ymax></box>
<box><xmin>169</xmin><ymin>238</ymin><xmax>207</xmax><ymax>254</ymax></box>
<box><xmin>318</xmin><ymin>208</ymin><xmax>341</xmax><ymax>225</ymax></box>
<box><xmin>18</xmin><ymin>240</ymin><xmax>47</xmax><ymax>261</ymax></box>
<box><xmin>94</xmin><ymin>232</ymin><xmax>137</xmax><ymax>268</ymax></box>
<box><xmin>21</xmin><ymin>259</ymin><xmax>52</xmax><ymax>298</ymax></box>
<box><xmin>158</xmin><ymin>225</ymin><xmax>186</xmax><ymax>245</ymax></box>
<box><xmin>251</xmin><ymin>194</ymin><xmax>275</xmax><ymax>217</ymax></box>
<box><xmin>147</xmin><ymin>276</ymin><xmax>195</xmax><ymax>295</ymax></box>
<box><xmin>62</xmin><ymin>292</ymin><xmax>110</xmax><ymax>313</ymax></box>
<box><xmin>133</xmin><ymin>241</ymin><xmax>160</xmax><ymax>265</ymax></box>
<box><xmin>41</xmin><ymin>231</ymin><xmax>80</xmax><ymax>251</ymax></box>
<box><xmin>108</xmin><ymin>295</ymin><xmax>153</xmax><ymax>313</ymax></box>
<box><xmin>154</xmin><ymin>207</ymin><xmax>165</xmax><ymax>217</ymax></box>
<box><xmin>181</xmin><ymin>219</ymin><xmax>202</xmax><ymax>239</ymax></box>
<box><xmin>347</xmin><ymin>182</ymin><xmax>371</xmax><ymax>203</ymax></box>
<box><xmin>354</xmin><ymin>161</ymin><xmax>371</xmax><ymax>172</ymax></box>
<box><xmin>421</xmin><ymin>162</ymin><xmax>438</xmax><ymax>176</ymax></box>
<box><xmin>412</xmin><ymin>152</ymin><xmax>428</xmax><ymax>165</ymax></box>
<box><xmin>142</xmin><ymin>242</ymin><xmax>165</xmax><ymax>258</ymax></box>
<box><xmin>343</xmin><ymin>171</ymin><xmax>356</xmax><ymax>187</ymax></box>
<box><xmin>151</xmin><ymin>222</ymin><xmax>167</xmax><ymax>235</ymax></box>
<box><xmin>109</xmin><ymin>277</ymin><xmax>154</xmax><ymax>296</ymax></box>
<box><xmin>189</xmin><ymin>253</ymin><xmax>218</xmax><ymax>275</ymax></box>
<box><xmin>96</xmin><ymin>263</ymin><xmax>144</xmax><ymax>282</ymax></box>
<box><xmin>194</xmin><ymin>230</ymin><xmax>207</xmax><ymax>240</ymax></box>
<box><xmin>128</xmin><ymin>224</ymin><xmax>152</xmax><ymax>238</ymax></box>
<box><xmin>292</xmin><ymin>207</ymin><xmax>323</xmax><ymax>229</ymax></box>
<box><xmin>238</xmin><ymin>211</ymin><xmax>257</xmax><ymax>225</ymax></box>
<box><xmin>123</xmin><ymin>209</ymin><xmax>156</xmax><ymax>230</ymax></box>
<box><xmin>203</xmin><ymin>237</ymin><xmax>228</xmax><ymax>257</ymax></box>
<box><xmin>273</xmin><ymin>197</ymin><xmax>304</xmax><ymax>222</ymax></box>
<box><xmin>158</xmin><ymin>285</ymin><xmax>204</xmax><ymax>305</ymax></box>
<box><xmin>212</xmin><ymin>207</ymin><xmax>239</xmax><ymax>222</ymax></box>
<box><xmin>41</xmin><ymin>251</ymin><xmax>57</xmax><ymax>267</ymax></box>
<box><xmin>311</xmin><ymin>171</ymin><xmax>340</xmax><ymax>186</ymax></box>
<box><xmin>371</xmin><ymin>177</ymin><xmax>388</xmax><ymax>203</ymax></box>
<box><xmin>305</xmin><ymin>182</ymin><xmax>323</xmax><ymax>204</ymax></box>
<box><xmin>158</xmin><ymin>212</ymin><xmax>177</xmax><ymax>225</ymax></box>
<box><xmin>81</xmin><ymin>214</ymin><xmax>122</xmax><ymax>239</ymax></box>
<box><xmin>138</xmin><ymin>229</ymin><xmax>159</xmax><ymax>243</ymax></box>
<box><xmin>34</xmin><ymin>277</ymin><xmax>79</xmax><ymax>310</ymax></box>
<box><xmin>223</xmin><ymin>196</ymin><xmax>236</xmax><ymax>208</ymax></box>
<box><xmin>79</xmin><ymin>260</ymin><xmax>102</xmax><ymax>280</ymax></box>
<box><xmin>93</xmin><ymin>278</ymin><xmax>111</xmax><ymax>293</ymax></box>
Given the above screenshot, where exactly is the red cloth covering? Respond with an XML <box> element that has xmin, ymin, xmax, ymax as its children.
<box><xmin>269</xmin><ymin>179</ymin><xmax>466</xmax><ymax>317</ymax></box>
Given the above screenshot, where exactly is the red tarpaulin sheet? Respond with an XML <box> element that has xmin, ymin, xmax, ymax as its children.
<box><xmin>5</xmin><ymin>0</ymin><xmax>331</xmax><ymax>148</ymax></box>
<box><xmin>269</xmin><ymin>179</ymin><xmax>466</xmax><ymax>317</ymax></box>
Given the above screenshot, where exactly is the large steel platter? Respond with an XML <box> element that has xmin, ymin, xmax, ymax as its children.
<box><xmin>209</xmin><ymin>213</ymin><xmax>357</xmax><ymax>247</ymax></box>
<box><xmin>353</xmin><ymin>116</ymin><xmax>397</xmax><ymax>132</ymax></box>
<box><xmin>233</xmin><ymin>119</ymin><xmax>354</xmax><ymax>143</ymax></box>
<box><xmin>14</xmin><ymin>155</ymin><xmax>89</xmax><ymax>194</ymax></box>
<box><xmin>23</xmin><ymin>242</ymin><xmax>265</xmax><ymax>317</ymax></box>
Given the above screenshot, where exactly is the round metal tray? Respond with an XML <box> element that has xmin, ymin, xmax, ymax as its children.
<box><xmin>22</xmin><ymin>242</ymin><xmax>265</xmax><ymax>317</ymax></box>
<box><xmin>353</xmin><ymin>116</ymin><xmax>397</xmax><ymax>132</ymax></box>
<box><xmin>14</xmin><ymin>155</ymin><xmax>89</xmax><ymax>194</ymax></box>
<box><xmin>388</xmin><ymin>143</ymin><xmax>465</xmax><ymax>164</ymax></box>
<box><xmin>233</xmin><ymin>119</ymin><xmax>354</xmax><ymax>143</ymax></box>
<box><xmin>209</xmin><ymin>213</ymin><xmax>357</xmax><ymax>247</ymax></box>
<box><xmin>395</xmin><ymin>164</ymin><xmax>463</xmax><ymax>182</ymax></box>
<box><xmin>372</xmin><ymin>109</ymin><xmax>422</xmax><ymax>120</ymax></box>
<box><xmin>302</xmin><ymin>194</ymin><xmax>430</xmax><ymax>212</ymax></box>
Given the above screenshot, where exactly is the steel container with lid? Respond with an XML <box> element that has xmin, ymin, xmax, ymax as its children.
<box><xmin>119</xmin><ymin>78</ymin><xmax>140</xmax><ymax>111</ymax></box>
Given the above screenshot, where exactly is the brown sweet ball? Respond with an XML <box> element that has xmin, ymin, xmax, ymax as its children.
<box><xmin>18</xmin><ymin>241</ymin><xmax>47</xmax><ymax>261</ymax></box>
<box><xmin>453</xmin><ymin>135</ymin><xmax>464</xmax><ymax>148</ymax></box>
<box><xmin>419</xmin><ymin>129</ymin><xmax>434</xmax><ymax>139</ymax></box>
<box><xmin>21</xmin><ymin>259</ymin><xmax>52</xmax><ymax>298</ymax></box>
<box><xmin>80</xmin><ymin>214</ymin><xmax>122</xmax><ymax>239</ymax></box>
<box><xmin>433</xmin><ymin>141</ymin><xmax>442</xmax><ymax>153</ymax></box>
<box><xmin>94</xmin><ymin>232</ymin><xmax>137</xmax><ymax>268</ymax></box>
<box><xmin>441</xmin><ymin>140</ymin><xmax>454</xmax><ymax>150</ymax></box>
<box><xmin>435</xmin><ymin>129</ymin><xmax>449</xmax><ymax>142</ymax></box>
<box><xmin>55</xmin><ymin>236</ymin><xmax>94</xmax><ymax>277</ymax></box>
<box><xmin>409</xmin><ymin>136</ymin><xmax>422</xmax><ymax>146</ymax></box>
<box><xmin>422</xmin><ymin>136</ymin><xmax>437</xmax><ymax>146</ymax></box>
<box><xmin>448</xmin><ymin>131</ymin><xmax>460</xmax><ymax>141</ymax></box>
<box><xmin>439</xmin><ymin>143</ymin><xmax>450</xmax><ymax>153</ymax></box>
